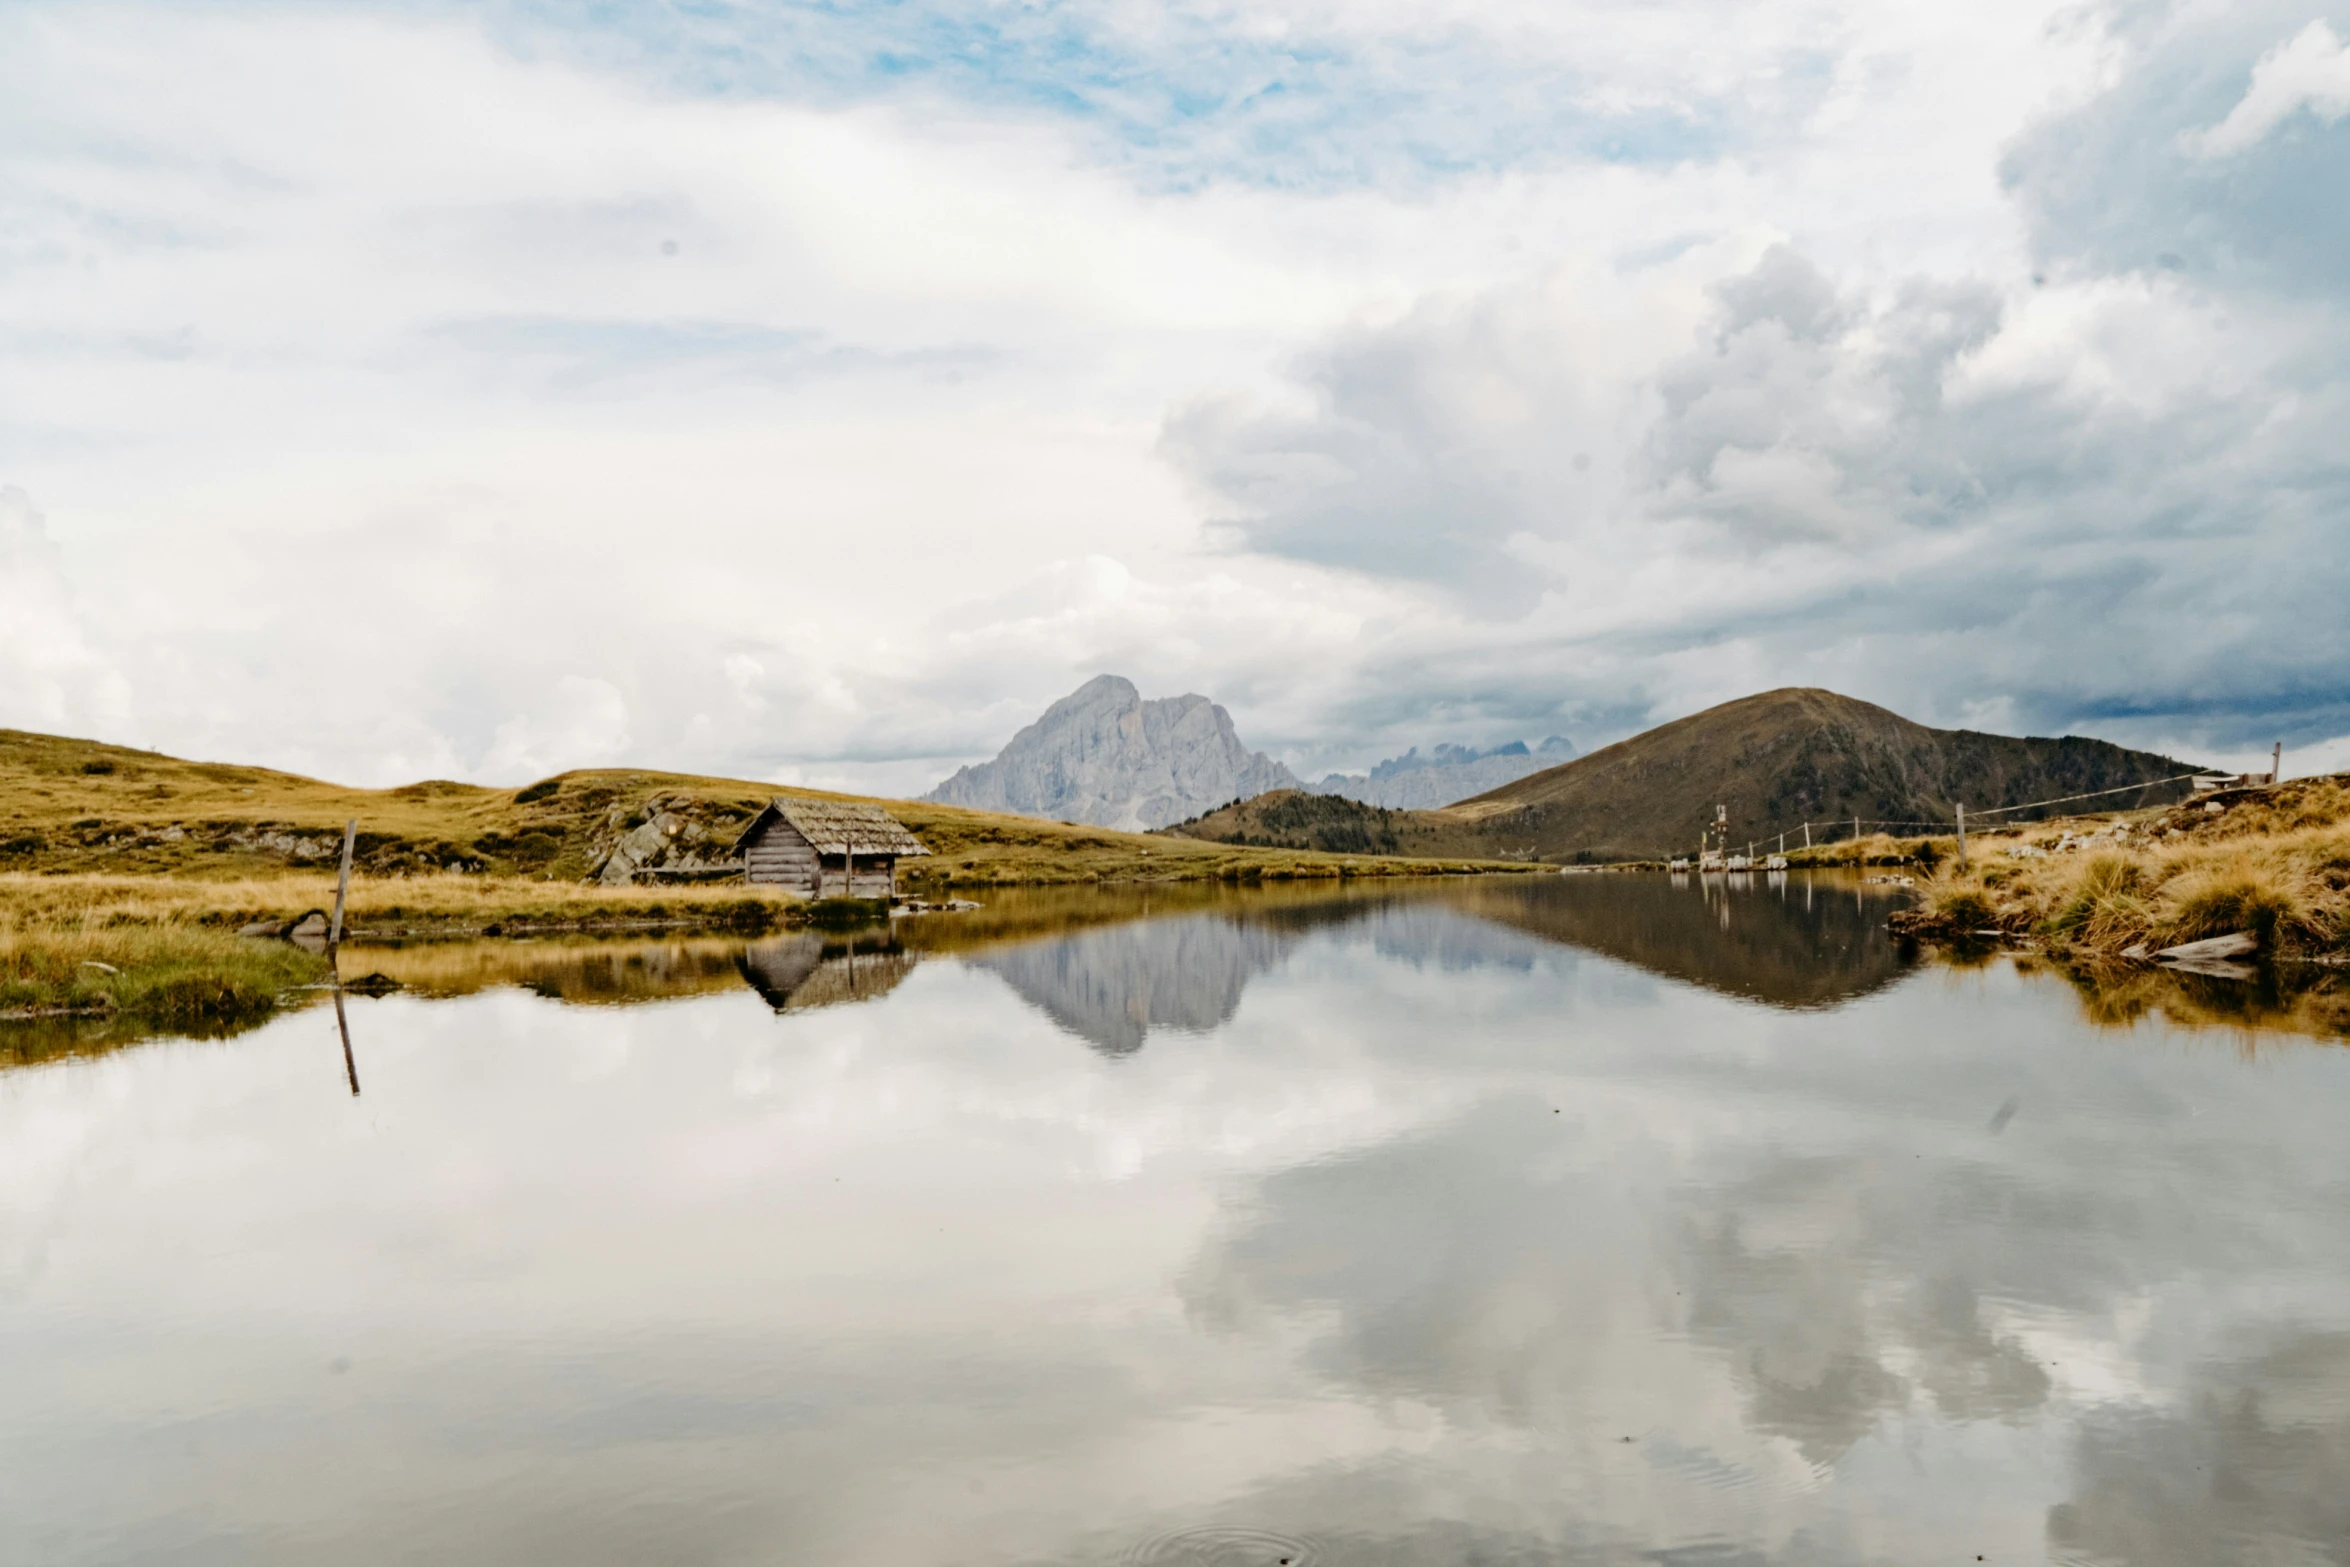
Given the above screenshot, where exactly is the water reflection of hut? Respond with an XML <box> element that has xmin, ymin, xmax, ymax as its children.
<box><xmin>731</xmin><ymin>800</ymin><xmax>929</xmax><ymax>899</ymax></box>
<box><xmin>735</xmin><ymin>933</ymin><xmax>915</xmax><ymax>1012</ymax></box>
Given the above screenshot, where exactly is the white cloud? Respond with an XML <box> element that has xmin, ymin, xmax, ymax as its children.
<box><xmin>0</xmin><ymin>0</ymin><xmax>2342</xmax><ymax>788</ymax></box>
<box><xmin>479</xmin><ymin>676</ymin><xmax>634</xmax><ymax>783</ymax></box>
<box><xmin>2186</xmin><ymin>20</ymin><xmax>2350</xmax><ymax>159</ymax></box>
<box><xmin>0</xmin><ymin>487</ymin><xmax>127</xmax><ymax>736</ymax></box>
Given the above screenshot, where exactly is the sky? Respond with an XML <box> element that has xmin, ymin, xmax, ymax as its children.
<box><xmin>3</xmin><ymin>0</ymin><xmax>2347</xmax><ymax>794</ymax></box>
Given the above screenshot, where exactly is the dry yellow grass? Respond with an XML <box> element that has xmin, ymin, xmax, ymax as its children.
<box><xmin>0</xmin><ymin>871</ymin><xmax>803</xmax><ymax>935</ymax></box>
<box><xmin>1785</xmin><ymin>831</ymin><xmax>1957</xmax><ymax>869</ymax></box>
<box><xmin>1</xmin><ymin>896</ymin><xmax>326</xmax><ymax>1033</ymax></box>
<box><xmin>1916</xmin><ymin>779</ymin><xmax>2350</xmax><ymax>959</ymax></box>
<box><xmin>1</xmin><ymin>724</ymin><xmax>1534</xmax><ymax>889</ymax></box>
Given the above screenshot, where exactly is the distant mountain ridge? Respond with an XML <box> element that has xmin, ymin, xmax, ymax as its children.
<box><xmin>922</xmin><ymin>675</ymin><xmax>1300</xmax><ymax>832</ymax></box>
<box><xmin>1314</xmin><ymin>737</ymin><xmax>1577</xmax><ymax>809</ymax></box>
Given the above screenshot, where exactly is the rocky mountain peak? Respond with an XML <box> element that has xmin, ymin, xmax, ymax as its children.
<box><xmin>923</xmin><ymin>675</ymin><xmax>1300</xmax><ymax>831</ymax></box>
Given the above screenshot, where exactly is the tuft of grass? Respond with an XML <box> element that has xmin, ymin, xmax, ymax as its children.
<box><xmin>2162</xmin><ymin>865</ymin><xmax>2306</xmax><ymax>948</ymax></box>
<box><xmin>1928</xmin><ymin>884</ymin><xmax>1998</xmax><ymax>931</ymax></box>
<box><xmin>2042</xmin><ymin>852</ymin><xmax>2156</xmax><ymax>950</ymax></box>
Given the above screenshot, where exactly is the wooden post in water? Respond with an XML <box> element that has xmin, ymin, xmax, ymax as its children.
<box><xmin>328</xmin><ymin>817</ymin><xmax>359</xmax><ymax>1096</ymax></box>
<box><xmin>332</xmin><ymin>984</ymin><xmax>359</xmax><ymax>1096</ymax></box>
<box><xmin>329</xmin><ymin>819</ymin><xmax>356</xmax><ymax>948</ymax></box>
<box><xmin>1956</xmin><ymin>802</ymin><xmax>1968</xmax><ymax>870</ymax></box>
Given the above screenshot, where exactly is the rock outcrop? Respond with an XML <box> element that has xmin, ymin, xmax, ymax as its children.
<box><xmin>922</xmin><ymin>674</ymin><xmax>1301</xmax><ymax>831</ymax></box>
<box><xmin>584</xmin><ymin>792</ymin><xmax>737</xmax><ymax>883</ymax></box>
<box><xmin>1314</xmin><ymin>737</ymin><xmax>1578</xmax><ymax>809</ymax></box>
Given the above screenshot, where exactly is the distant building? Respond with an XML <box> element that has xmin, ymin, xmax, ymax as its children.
<box><xmin>731</xmin><ymin>799</ymin><xmax>930</xmax><ymax>899</ymax></box>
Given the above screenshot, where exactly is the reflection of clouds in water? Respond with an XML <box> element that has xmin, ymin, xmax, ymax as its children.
<box><xmin>1185</xmin><ymin>1107</ymin><xmax>2067</xmax><ymax>1463</ymax></box>
<box><xmin>1181</xmin><ymin>961</ymin><xmax>2350</xmax><ymax>1558</ymax></box>
<box><xmin>14</xmin><ymin>890</ymin><xmax>2350</xmax><ymax>1564</ymax></box>
<box><xmin>1676</xmin><ymin>1154</ymin><xmax>2051</xmax><ymax>1464</ymax></box>
<box><xmin>2049</xmin><ymin>1331</ymin><xmax>2350</xmax><ymax>1567</ymax></box>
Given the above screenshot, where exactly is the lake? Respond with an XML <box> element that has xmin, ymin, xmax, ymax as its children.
<box><xmin>5</xmin><ymin>873</ymin><xmax>2348</xmax><ymax>1565</ymax></box>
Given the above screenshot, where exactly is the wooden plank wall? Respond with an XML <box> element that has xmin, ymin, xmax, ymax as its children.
<box><xmin>745</xmin><ymin>819</ymin><xmax>818</xmax><ymax>893</ymax></box>
<box><xmin>743</xmin><ymin>819</ymin><xmax>898</xmax><ymax>897</ymax></box>
<box><xmin>827</xmin><ymin>861</ymin><xmax>896</xmax><ymax>899</ymax></box>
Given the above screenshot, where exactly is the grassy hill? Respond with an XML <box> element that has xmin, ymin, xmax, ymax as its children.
<box><xmin>0</xmin><ymin>726</ymin><xmax>1529</xmax><ymax>895</ymax></box>
<box><xmin>1168</xmin><ymin>689</ymin><xmax>2201</xmax><ymax>864</ymax></box>
<box><xmin>0</xmin><ymin>726</ymin><xmax>1535</xmax><ymax>1027</ymax></box>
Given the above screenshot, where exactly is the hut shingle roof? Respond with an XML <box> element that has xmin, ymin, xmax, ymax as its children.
<box><xmin>733</xmin><ymin>799</ymin><xmax>930</xmax><ymax>858</ymax></box>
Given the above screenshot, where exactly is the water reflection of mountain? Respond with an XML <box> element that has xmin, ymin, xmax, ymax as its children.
<box><xmin>1447</xmin><ymin>873</ymin><xmax>1915</xmax><ymax>1010</ymax></box>
<box><xmin>968</xmin><ymin>873</ymin><xmax>1915</xmax><ymax>1053</ymax></box>
<box><xmin>968</xmin><ymin>914</ymin><xmax>1305</xmax><ymax>1056</ymax></box>
<box><xmin>736</xmin><ymin>933</ymin><xmax>914</xmax><ymax>1012</ymax></box>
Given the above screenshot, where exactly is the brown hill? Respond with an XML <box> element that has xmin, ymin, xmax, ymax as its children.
<box><xmin>0</xmin><ymin>726</ymin><xmax>1526</xmax><ymax>889</ymax></box>
<box><xmin>1167</xmin><ymin>689</ymin><xmax>2201</xmax><ymax>863</ymax></box>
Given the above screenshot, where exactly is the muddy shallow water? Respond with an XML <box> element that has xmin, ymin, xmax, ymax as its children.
<box><xmin>3</xmin><ymin>873</ymin><xmax>2346</xmax><ymax>1565</ymax></box>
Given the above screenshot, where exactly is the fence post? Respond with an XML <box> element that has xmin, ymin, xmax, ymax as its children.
<box><xmin>1803</xmin><ymin>822</ymin><xmax>1811</xmax><ymax>849</ymax></box>
<box><xmin>330</xmin><ymin>819</ymin><xmax>356</xmax><ymax>948</ymax></box>
<box><xmin>1956</xmin><ymin>802</ymin><xmax>1968</xmax><ymax>870</ymax></box>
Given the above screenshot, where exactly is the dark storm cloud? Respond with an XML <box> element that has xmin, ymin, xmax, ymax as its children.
<box><xmin>1167</xmin><ymin>7</ymin><xmax>2350</xmax><ymax>755</ymax></box>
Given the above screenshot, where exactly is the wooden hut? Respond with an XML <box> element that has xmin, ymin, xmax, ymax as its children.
<box><xmin>731</xmin><ymin>799</ymin><xmax>930</xmax><ymax>898</ymax></box>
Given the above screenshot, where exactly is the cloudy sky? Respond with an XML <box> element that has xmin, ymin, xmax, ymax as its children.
<box><xmin>3</xmin><ymin>0</ymin><xmax>2346</xmax><ymax>793</ymax></box>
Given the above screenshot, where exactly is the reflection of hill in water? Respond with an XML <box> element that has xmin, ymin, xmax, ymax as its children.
<box><xmin>737</xmin><ymin>934</ymin><xmax>915</xmax><ymax>1013</ymax></box>
<box><xmin>970</xmin><ymin>915</ymin><xmax>1304</xmax><ymax>1056</ymax></box>
<box><xmin>969</xmin><ymin>874</ymin><xmax>1917</xmax><ymax>1052</ymax></box>
<box><xmin>1444</xmin><ymin>873</ymin><xmax>1916</xmax><ymax>1010</ymax></box>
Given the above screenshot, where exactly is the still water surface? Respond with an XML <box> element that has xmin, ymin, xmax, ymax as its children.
<box><xmin>5</xmin><ymin>874</ymin><xmax>2348</xmax><ymax>1564</ymax></box>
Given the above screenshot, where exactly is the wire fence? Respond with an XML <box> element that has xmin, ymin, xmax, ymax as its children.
<box><xmin>1698</xmin><ymin>770</ymin><xmax>2219</xmax><ymax>859</ymax></box>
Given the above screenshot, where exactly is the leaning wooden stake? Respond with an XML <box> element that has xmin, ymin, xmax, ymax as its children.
<box><xmin>333</xmin><ymin>983</ymin><xmax>360</xmax><ymax>1097</ymax></box>
<box><xmin>329</xmin><ymin>818</ymin><xmax>356</xmax><ymax>947</ymax></box>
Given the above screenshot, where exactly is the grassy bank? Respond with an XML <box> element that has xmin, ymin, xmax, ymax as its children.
<box><xmin>0</xmin><ymin>871</ymin><xmax>810</xmax><ymax>938</ymax></box>
<box><xmin>1900</xmin><ymin>777</ymin><xmax>2350</xmax><ymax>960</ymax></box>
<box><xmin>1</xmin><ymin>726</ymin><xmax>1535</xmax><ymax>889</ymax></box>
<box><xmin>1</xmin><ymin>910</ymin><xmax>327</xmax><ymax>1030</ymax></box>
